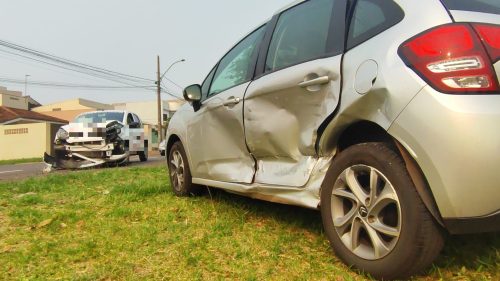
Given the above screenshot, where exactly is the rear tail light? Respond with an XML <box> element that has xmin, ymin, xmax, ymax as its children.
<box><xmin>472</xmin><ymin>23</ymin><xmax>500</xmax><ymax>63</ymax></box>
<box><xmin>399</xmin><ymin>23</ymin><xmax>500</xmax><ymax>94</ymax></box>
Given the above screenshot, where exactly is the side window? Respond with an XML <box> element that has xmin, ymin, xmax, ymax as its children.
<box><xmin>127</xmin><ymin>113</ymin><xmax>134</xmax><ymax>125</ymax></box>
<box><xmin>133</xmin><ymin>114</ymin><xmax>141</xmax><ymax>125</ymax></box>
<box><xmin>201</xmin><ymin>66</ymin><xmax>216</xmax><ymax>100</ymax></box>
<box><xmin>347</xmin><ymin>0</ymin><xmax>404</xmax><ymax>49</ymax></box>
<box><xmin>209</xmin><ymin>26</ymin><xmax>266</xmax><ymax>96</ymax></box>
<box><xmin>265</xmin><ymin>0</ymin><xmax>334</xmax><ymax>72</ymax></box>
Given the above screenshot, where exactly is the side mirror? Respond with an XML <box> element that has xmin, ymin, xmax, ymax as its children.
<box><xmin>183</xmin><ymin>84</ymin><xmax>202</xmax><ymax>102</ymax></box>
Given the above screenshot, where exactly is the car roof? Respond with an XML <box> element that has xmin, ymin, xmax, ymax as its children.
<box><xmin>274</xmin><ymin>0</ymin><xmax>306</xmax><ymax>15</ymax></box>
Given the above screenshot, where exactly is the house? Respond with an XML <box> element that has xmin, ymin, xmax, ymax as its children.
<box><xmin>0</xmin><ymin>86</ymin><xmax>41</xmax><ymax>110</ymax></box>
<box><xmin>0</xmin><ymin>106</ymin><xmax>67</xmax><ymax>161</ymax></box>
<box><xmin>32</xmin><ymin>98</ymin><xmax>114</xmax><ymax>122</ymax></box>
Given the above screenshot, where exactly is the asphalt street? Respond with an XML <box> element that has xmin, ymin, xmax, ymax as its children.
<box><xmin>0</xmin><ymin>154</ymin><xmax>166</xmax><ymax>182</ymax></box>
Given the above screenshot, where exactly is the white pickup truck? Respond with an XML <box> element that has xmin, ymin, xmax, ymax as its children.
<box><xmin>44</xmin><ymin>110</ymin><xmax>148</xmax><ymax>169</ymax></box>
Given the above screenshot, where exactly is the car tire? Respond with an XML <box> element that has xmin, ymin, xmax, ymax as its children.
<box><xmin>168</xmin><ymin>141</ymin><xmax>202</xmax><ymax>197</ymax></box>
<box><xmin>320</xmin><ymin>142</ymin><xmax>444</xmax><ymax>280</ymax></box>
<box><xmin>138</xmin><ymin>150</ymin><xmax>148</xmax><ymax>162</ymax></box>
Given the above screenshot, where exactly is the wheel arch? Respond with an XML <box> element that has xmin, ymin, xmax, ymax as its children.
<box><xmin>166</xmin><ymin>134</ymin><xmax>181</xmax><ymax>159</ymax></box>
<box><xmin>326</xmin><ymin>120</ymin><xmax>445</xmax><ymax>226</ymax></box>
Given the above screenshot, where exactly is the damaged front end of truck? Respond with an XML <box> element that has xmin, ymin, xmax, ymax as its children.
<box><xmin>44</xmin><ymin>121</ymin><xmax>131</xmax><ymax>169</ymax></box>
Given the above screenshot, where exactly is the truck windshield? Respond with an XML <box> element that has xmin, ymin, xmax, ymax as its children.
<box><xmin>74</xmin><ymin>112</ymin><xmax>124</xmax><ymax>123</ymax></box>
<box><xmin>441</xmin><ymin>0</ymin><xmax>500</xmax><ymax>15</ymax></box>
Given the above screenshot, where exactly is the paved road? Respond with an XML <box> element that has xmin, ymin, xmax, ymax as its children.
<box><xmin>0</xmin><ymin>154</ymin><xmax>166</xmax><ymax>182</ymax></box>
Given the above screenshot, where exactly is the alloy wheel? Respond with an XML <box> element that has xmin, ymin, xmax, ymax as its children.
<box><xmin>331</xmin><ymin>165</ymin><xmax>401</xmax><ymax>260</ymax></box>
<box><xmin>170</xmin><ymin>150</ymin><xmax>185</xmax><ymax>191</ymax></box>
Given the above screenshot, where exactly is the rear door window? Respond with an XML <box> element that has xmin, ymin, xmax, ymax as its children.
<box><xmin>441</xmin><ymin>0</ymin><xmax>500</xmax><ymax>15</ymax></box>
<box><xmin>347</xmin><ymin>0</ymin><xmax>404</xmax><ymax>49</ymax></box>
<box><xmin>265</xmin><ymin>0</ymin><xmax>335</xmax><ymax>72</ymax></box>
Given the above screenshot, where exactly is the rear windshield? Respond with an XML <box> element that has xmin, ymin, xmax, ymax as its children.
<box><xmin>441</xmin><ymin>0</ymin><xmax>500</xmax><ymax>15</ymax></box>
<box><xmin>74</xmin><ymin>112</ymin><xmax>124</xmax><ymax>123</ymax></box>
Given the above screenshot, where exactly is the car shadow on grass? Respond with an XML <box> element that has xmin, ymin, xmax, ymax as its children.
<box><xmin>203</xmin><ymin>188</ymin><xmax>499</xmax><ymax>278</ymax></box>
<box><xmin>206</xmin><ymin>187</ymin><xmax>324</xmax><ymax>233</ymax></box>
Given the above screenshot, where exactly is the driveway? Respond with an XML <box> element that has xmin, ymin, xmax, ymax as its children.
<box><xmin>0</xmin><ymin>153</ymin><xmax>166</xmax><ymax>182</ymax></box>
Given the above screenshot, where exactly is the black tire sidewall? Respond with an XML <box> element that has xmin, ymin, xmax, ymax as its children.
<box><xmin>320</xmin><ymin>143</ymin><xmax>428</xmax><ymax>279</ymax></box>
<box><xmin>168</xmin><ymin>142</ymin><xmax>194</xmax><ymax>196</ymax></box>
<box><xmin>139</xmin><ymin>150</ymin><xmax>148</xmax><ymax>162</ymax></box>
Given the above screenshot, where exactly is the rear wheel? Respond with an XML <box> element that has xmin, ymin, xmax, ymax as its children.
<box><xmin>168</xmin><ymin>141</ymin><xmax>202</xmax><ymax>196</ymax></box>
<box><xmin>138</xmin><ymin>150</ymin><xmax>148</xmax><ymax>162</ymax></box>
<box><xmin>320</xmin><ymin>143</ymin><xmax>444</xmax><ymax>280</ymax></box>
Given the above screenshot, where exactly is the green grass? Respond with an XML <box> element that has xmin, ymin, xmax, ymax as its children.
<box><xmin>0</xmin><ymin>157</ymin><xmax>42</xmax><ymax>166</ymax></box>
<box><xmin>0</xmin><ymin>167</ymin><xmax>498</xmax><ymax>280</ymax></box>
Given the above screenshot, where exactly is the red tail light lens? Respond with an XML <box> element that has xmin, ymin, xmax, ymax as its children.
<box><xmin>472</xmin><ymin>23</ymin><xmax>500</xmax><ymax>63</ymax></box>
<box><xmin>399</xmin><ymin>23</ymin><xmax>499</xmax><ymax>94</ymax></box>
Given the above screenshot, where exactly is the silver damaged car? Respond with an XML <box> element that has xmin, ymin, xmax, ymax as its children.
<box><xmin>165</xmin><ymin>0</ymin><xmax>500</xmax><ymax>279</ymax></box>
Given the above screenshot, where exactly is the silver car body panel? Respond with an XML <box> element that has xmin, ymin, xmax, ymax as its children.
<box><xmin>185</xmin><ymin>83</ymin><xmax>255</xmax><ymax>183</ymax></box>
<box><xmin>245</xmin><ymin>56</ymin><xmax>342</xmax><ymax>187</ymax></box>
<box><xmin>389</xmin><ymin>85</ymin><xmax>500</xmax><ymax>218</ymax></box>
<box><xmin>274</xmin><ymin>0</ymin><xmax>306</xmax><ymax>15</ymax></box>
<box><xmin>193</xmin><ymin>156</ymin><xmax>332</xmax><ymax>209</ymax></box>
<box><xmin>449</xmin><ymin>10</ymin><xmax>500</xmax><ymax>25</ymax></box>
<box><xmin>317</xmin><ymin>0</ymin><xmax>452</xmax><ymax>155</ymax></box>
<box><xmin>166</xmin><ymin>0</ymin><xmax>500</xmax><ymax>220</ymax></box>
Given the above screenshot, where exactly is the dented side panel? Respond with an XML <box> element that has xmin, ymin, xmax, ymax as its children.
<box><xmin>244</xmin><ymin>56</ymin><xmax>342</xmax><ymax>187</ymax></box>
<box><xmin>186</xmin><ymin>83</ymin><xmax>255</xmax><ymax>183</ymax></box>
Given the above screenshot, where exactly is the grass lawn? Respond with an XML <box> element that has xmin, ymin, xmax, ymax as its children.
<box><xmin>0</xmin><ymin>167</ymin><xmax>498</xmax><ymax>280</ymax></box>
<box><xmin>0</xmin><ymin>157</ymin><xmax>42</xmax><ymax>166</ymax></box>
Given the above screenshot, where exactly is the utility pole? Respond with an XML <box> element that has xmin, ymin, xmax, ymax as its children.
<box><xmin>156</xmin><ymin>56</ymin><xmax>163</xmax><ymax>142</ymax></box>
<box><xmin>156</xmin><ymin>57</ymin><xmax>185</xmax><ymax>143</ymax></box>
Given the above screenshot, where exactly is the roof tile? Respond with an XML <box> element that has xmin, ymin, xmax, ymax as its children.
<box><xmin>0</xmin><ymin>106</ymin><xmax>68</xmax><ymax>124</ymax></box>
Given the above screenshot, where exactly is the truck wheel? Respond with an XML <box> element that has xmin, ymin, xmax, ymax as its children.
<box><xmin>320</xmin><ymin>142</ymin><xmax>444</xmax><ymax>280</ymax></box>
<box><xmin>168</xmin><ymin>141</ymin><xmax>202</xmax><ymax>196</ymax></box>
<box><xmin>139</xmin><ymin>150</ymin><xmax>148</xmax><ymax>162</ymax></box>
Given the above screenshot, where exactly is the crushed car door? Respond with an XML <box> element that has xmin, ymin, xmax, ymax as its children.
<box><xmin>186</xmin><ymin>26</ymin><xmax>266</xmax><ymax>183</ymax></box>
<box><xmin>244</xmin><ymin>0</ymin><xmax>345</xmax><ymax>187</ymax></box>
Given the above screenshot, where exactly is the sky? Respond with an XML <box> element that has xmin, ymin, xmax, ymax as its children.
<box><xmin>0</xmin><ymin>0</ymin><xmax>293</xmax><ymax>105</ymax></box>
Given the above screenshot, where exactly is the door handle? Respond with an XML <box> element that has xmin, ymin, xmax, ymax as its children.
<box><xmin>298</xmin><ymin>76</ymin><xmax>330</xmax><ymax>88</ymax></box>
<box><xmin>223</xmin><ymin>97</ymin><xmax>241</xmax><ymax>107</ymax></box>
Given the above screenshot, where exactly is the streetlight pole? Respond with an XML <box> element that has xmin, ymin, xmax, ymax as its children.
<box><xmin>24</xmin><ymin>74</ymin><xmax>30</xmax><ymax>96</ymax></box>
<box><xmin>157</xmin><ymin>56</ymin><xmax>162</xmax><ymax>143</ymax></box>
<box><xmin>156</xmin><ymin>57</ymin><xmax>186</xmax><ymax>143</ymax></box>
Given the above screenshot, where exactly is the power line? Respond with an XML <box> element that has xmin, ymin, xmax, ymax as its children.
<box><xmin>0</xmin><ymin>38</ymin><xmax>186</xmax><ymax>99</ymax></box>
<box><xmin>0</xmin><ymin>77</ymin><xmax>154</xmax><ymax>89</ymax></box>
<box><xmin>0</xmin><ymin>75</ymin><xmax>184</xmax><ymax>100</ymax></box>
<box><xmin>0</xmin><ymin>39</ymin><xmax>155</xmax><ymax>83</ymax></box>
<box><xmin>0</xmin><ymin>48</ymin><xmax>156</xmax><ymax>91</ymax></box>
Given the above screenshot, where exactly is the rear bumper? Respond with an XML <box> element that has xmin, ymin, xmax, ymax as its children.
<box><xmin>389</xmin><ymin>86</ymin><xmax>500</xmax><ymax>225</ymax></box>
<box><xmin>444</xmin><ymin>211</ymin><xmax>500</xmax><ymax>234</ymax></box>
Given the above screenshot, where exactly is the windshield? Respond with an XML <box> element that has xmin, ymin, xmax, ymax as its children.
<box><xmin>74</xmin><ymin>112</ymin><xmax>124</xmax><ymax>123</ymax></box>
<box><xmin>441</xmin><ymin>0</ymin><xmax>500</xmax><ymax>15</ymax></box>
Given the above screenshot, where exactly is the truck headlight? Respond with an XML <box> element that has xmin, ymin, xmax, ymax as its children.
<box><xmin>56</xmin><ymin>128</ymin><xmax>69</xmax><ymax>140</ymax></box>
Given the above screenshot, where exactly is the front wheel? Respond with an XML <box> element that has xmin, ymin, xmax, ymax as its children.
<box><xmin>320</xmin><ymin>143</ymin><xmax>444</xmax><ymax>280</ymax></box>
<box><xmin>168</xmin><ymin>141</ymin><xmax>202</xmax><ymax>196</ymax></box>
